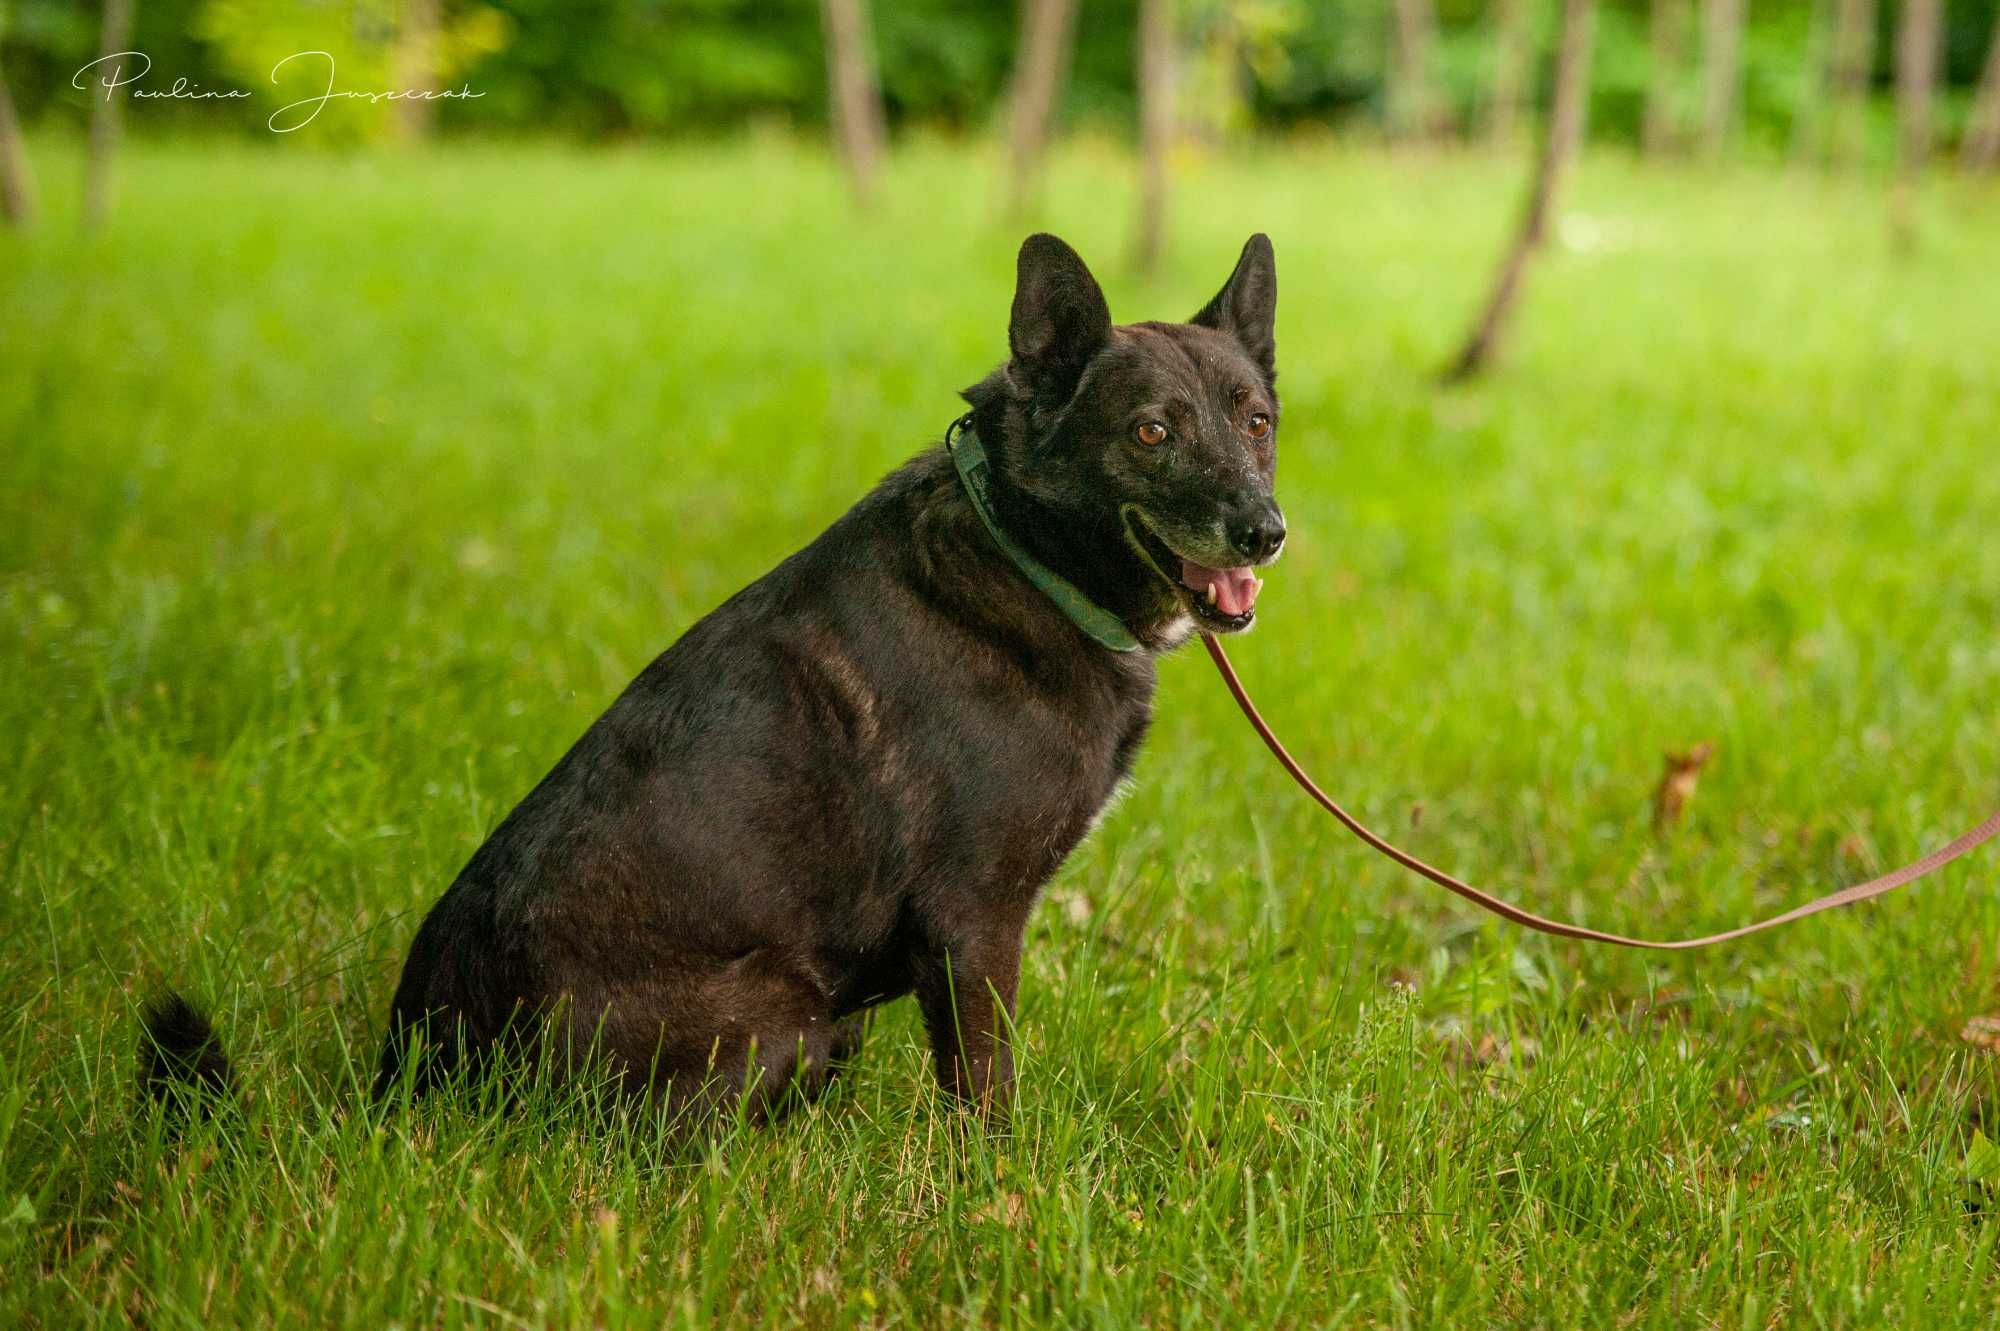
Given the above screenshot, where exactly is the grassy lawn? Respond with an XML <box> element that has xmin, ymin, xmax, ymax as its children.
<box><xmin>4</xmin><ymin>134</ymin><xmax>2000</xmax><ymax>1327</ymax></box>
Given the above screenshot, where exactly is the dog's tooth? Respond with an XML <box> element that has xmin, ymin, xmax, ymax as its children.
<box><xmin>1206</xmin><ymin>584</ymin><xmax>1218</xmax><ymax>605</ymax></box>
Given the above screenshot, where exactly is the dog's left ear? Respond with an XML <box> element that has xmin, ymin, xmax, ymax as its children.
<box><xmin>1192</xmin><ymin>233</ymin><xmax>1277</xmax><ymax>382</ymax></box>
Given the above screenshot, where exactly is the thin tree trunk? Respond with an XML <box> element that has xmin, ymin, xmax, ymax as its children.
<box><xmin>820</xmin><ymin>0</ymin><xmax>887</xmax><ymax>208</ymax></box>
<box><xmin>390</xmin><ymin>0</ymin><xmax>440</xmax><ymax>141</ymax></box>
<box><xmin>1894</xmin><ymin>0</ymin><xmax>1938</xmax><ymax>166</ymax></box>
<box><xmin>1444</xmin><ymin>0</ymin><xmax>1596</xmax><ymax>382</ymax></box>
<box><xmin>1965</xmin><ymin>9</ymin><xmax>2000</xmax><ymax>172</ymax></box>
<box><xmin>1890</xmin><ymin>0</ymin><xmax>1939</xmax><ymax>246</ymax></box>
<box><xmin>1006</xmin><ymin>0</ymin><xmax>1078</xmax><ymax>214</ymax></box>
<box><xmin>1132</xmin><ymin>0</ymin><xmax>1174</xmax><ymax>273</ymax></box>
<box><xmin>1789</xmin><ymin>0</ymin><xmax>1829</xmax><ymax>161</ymax></box>
<box><xmin>1390</xmin><ymin>0</ymin><xmax>1449</xmax><ymax>142</ymax></box>
<box><xmin>82</xmin><ymin>0</ymin><xmax>136</xmax><ymax>230</ymax></box>
<box><xmin>1699</xmin><ymin>0</ymin><xmax>1744</xmax><ymax>158</ymax></box>
<box><xmin>1488</xmin><ymin>0</ymin><xmax>1531</xmax><ymax>146</ymax></box>
<box><xmin>0</xmin><ymin>60</ymin><xmax>35</xmax><ymax>229</ymax></box>
<box><xmin>1827</xmin><ymin>0</ymin><xmax>1875</xmax><ymax>164</ymax></box>
<box><xmin>1643</xmin><ymin>0</ymin><xmax>1688</xmax><ymax>154</ymax></box>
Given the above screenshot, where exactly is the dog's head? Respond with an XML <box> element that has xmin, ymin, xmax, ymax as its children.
<box><xmin>963</xmin><ymin>233</ymin><xmax>1283</xmax><ymax>645</ymax></box>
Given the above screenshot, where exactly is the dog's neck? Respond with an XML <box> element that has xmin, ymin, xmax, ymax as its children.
<box><xmin>963</xmin><ymin>399</ymin><xmax>1182</xmax><ymax>650</ymax></box>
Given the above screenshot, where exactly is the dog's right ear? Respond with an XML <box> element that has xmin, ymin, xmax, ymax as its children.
<box><xmin>1008</xmin><ymin>233</ymin><xmax>1112</xmax><ymax>411</ymax></box>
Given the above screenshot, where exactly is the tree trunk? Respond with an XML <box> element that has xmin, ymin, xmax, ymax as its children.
<box><xmin>1894</xmin><ymin>0</ymin><xmax>1938</xmax><ymax>167</ymax></box>
<box><xmin>1390</xmin><ymin>0</ymin><xmax>1449</xmax><ymax>142</ymax></box>
<box><xmin>1890</xmin><ymin>0</ymin><xmax>1939</xmax><ymax>246</ymax></box>
<box><xmin>1789</xmin><ymin>0</ymin><xmax>1829</xmax><ymax>161</ymax></box>
<box><xmin>1965</xmin><ymin>9</ymin><xmax>2000</xmax><ymax>172</ymax></box>
<box><xmin>1827</xmin><ymin>0</ymin><xmax>1875</xmax><ymax>164</ymax></box>
<box><xmin>1132</xmin><ymin>0</ymin><xmax>1174</xmax><ymax>272</ymax></box>
<box><xmin>82</xmin><ymin>0</ymin><xmax>136</xmax><ymax>230</ymax></box>
<box><xmin>820</xmin><ymin>0</ymin><xmax>887</xmax><ymax>208</ymax></box>
<box><xmin>1488</xmin><ymin>0</ymin><xmax>1531</xmax><ymax>146</ymax></box>
<box><xmin>1006</xmin><ymin>0</ymin><xmax>1078</xmax><ymax>214</ymax></box>
<box><xmin>1444</xmin><ymin>0</ymin><xmax>1596</xmax><ymax>382</ymax></box>
<box><xmin>1699</xmin><ymin>0</ymin><xmax>1744</xmax><ymax>158</ymax></box>
<box><xmin>1643</xmin><ymin>0</ymin><xmax>1688</xmax><ymax>154</ymax></box>
<box><xmin>390</xmin><ymin>0</ymin><xmax>440</xmax><ymax>141</ymax></box>
<box><xmin>0</xmin><ymin>60</ymin><xmax>35</xmax><ymax>229</ymax></box>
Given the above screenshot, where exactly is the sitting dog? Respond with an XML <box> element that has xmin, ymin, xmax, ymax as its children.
<box><xmin>146</xmin><ymin>233</ymin><xmax>1285</xmax><ymax>1121</ymax></box>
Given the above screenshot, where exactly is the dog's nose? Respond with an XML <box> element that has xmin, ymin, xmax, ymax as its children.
<box><xmin>1227</xmin><ymin>507</ymin><xmax>1286</xmax><ymax>563</ymax></box>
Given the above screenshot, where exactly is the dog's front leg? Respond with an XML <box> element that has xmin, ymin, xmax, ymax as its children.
<box><xmin>914</xmin><ymin>921</ymin><xmax>1025</xmax><ymax>1120</ymax></box>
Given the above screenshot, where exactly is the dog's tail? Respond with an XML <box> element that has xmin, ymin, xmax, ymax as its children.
<box><xmin>139</xmin><ymin>991</ymin><xmax>236</xmax><ymax>1116</ymax></box>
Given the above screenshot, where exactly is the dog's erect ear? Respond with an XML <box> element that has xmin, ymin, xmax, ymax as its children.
<box><xmin>1009</xmin><ymin>233</ymin><xmax>1113</xmax><ymax>409</ymax></box>
<box><xmin>1191</xmin><ymin>233</ymin><xmax>1277</xmax><ymax>382</ymax></box>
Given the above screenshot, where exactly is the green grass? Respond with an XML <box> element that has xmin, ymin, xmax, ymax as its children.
<box><xmin>4</xmin><ymin>132</ymin><xmax>2000</xmax><ymax>1328</ymax></box>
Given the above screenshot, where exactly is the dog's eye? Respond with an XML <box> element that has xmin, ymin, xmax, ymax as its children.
<box><xmin>1246</xmin><ymin>413</ymin><xmax>1271</xmax><ymax>439</ymax></box>
<box><xmin>1135</xmin><ymin>421</ymin><xmax>1168</xmax><ymax>446</ymax></box>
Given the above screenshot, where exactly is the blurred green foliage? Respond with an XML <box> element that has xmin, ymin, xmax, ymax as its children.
<box><xmin>3</xmin><ymin>0</ymin><xmax>1999</xmax><ymax>150</ymax></box>
<box><xmin>186</xmin><ymin>0</ymin><xmax>506</xmax><ymax>140</ymax></box>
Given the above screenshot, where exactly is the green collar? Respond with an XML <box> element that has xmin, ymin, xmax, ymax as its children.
<box><xmin>945</xmin><ymin>417</ymin><xmax>1142</xmax><ymax>653</ymax></box>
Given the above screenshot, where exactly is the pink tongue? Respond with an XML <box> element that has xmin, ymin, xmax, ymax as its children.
<box><xmin>1180</xmin><ymin>559</ymin><xmax>1262</xmax><ymax>617</ymax></box>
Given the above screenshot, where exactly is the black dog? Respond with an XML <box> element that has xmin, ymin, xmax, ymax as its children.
<box><xmin>146</xmin><ymin>233</ymin><xmax>1284</xmax><ymax>1121</ymax></box>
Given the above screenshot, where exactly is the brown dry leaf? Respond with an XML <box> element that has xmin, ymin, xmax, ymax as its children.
<box><xmin>1652</xmin><ymin>741</ymin><xmax>1717</xmax><ymax>833</ymax></box>
<box><xmin>973</xmin><ymin>1192</ymin><xmax>1027</xmax><ymax>1228</ymax></box>
<box><xmin>1471</xmin><ymin>1032</ymin><xmax>1540</xmax><ymax>1066</ymax></box>
<box><xmin>1961</xmin><ymin>1015</ymin><xmax>2000</xmax><ymax>1054</ymax></box>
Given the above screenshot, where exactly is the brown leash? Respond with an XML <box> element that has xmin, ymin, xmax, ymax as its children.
<box><xmin>1203</xmin><ymin>633</ymin><xmax>2000</xmax><ymax>949</ymax></box>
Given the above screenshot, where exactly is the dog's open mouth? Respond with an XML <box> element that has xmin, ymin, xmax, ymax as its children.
<box><xmin>1121</xmin><ymin>506</ymin><xmax>1263</xmax><ymax>632</ymax></box>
